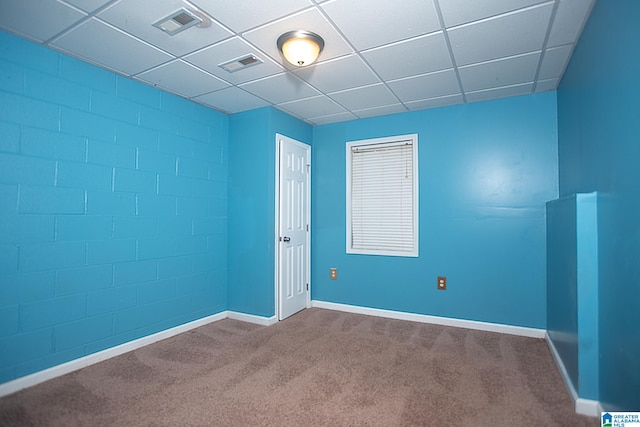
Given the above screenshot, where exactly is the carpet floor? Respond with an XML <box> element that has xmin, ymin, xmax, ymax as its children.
<box><xmin>0</xmin><ymin>308</ymin><xmax>596</xmax><ymax>426</ymax></box>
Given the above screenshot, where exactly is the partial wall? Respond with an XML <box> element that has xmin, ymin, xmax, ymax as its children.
<box><xmin>546</xmin><ymin>192</ymin><xmax>599</xmax><ymax>402</ymax></box>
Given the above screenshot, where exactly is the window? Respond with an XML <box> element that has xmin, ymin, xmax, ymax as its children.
<box><xmin>346</xmin><ymin>134</ymin><xmax>418</xmax><ymax>257</ymax></box>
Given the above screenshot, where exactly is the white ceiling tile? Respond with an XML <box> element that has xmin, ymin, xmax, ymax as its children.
<box><xmin>439</xmin><ymin>0</ymin><xmax>548</xmax><ymax>27</ymax></box>
<box><xmin>136</xmin><ymin>60</ymin><xmax>229</xmax><ymax>98</ymax></box>
<box><xmin>63</xmin><ymin>0</ymin><xmax>112</xmax><ymax>13</ymax></box>
<box><xmin>388</xmin><ymin>69</ymin><xmax>460</xmax><ymax>102</ymax></box>
<box><xmin>362</xmin><ymin>32</ymin><xmax>452</xmax><ymax>81</ymax></box>
<box><xmin>353</xmin><ymin>104</ymin><xmax>407</xmax><ymax>119</ymax></box>
<box><xmin>0</xmin><ymin>0</ymin><xmax>596</xmax><ymax>124</ymax></box>
<box><xmin>194</xmin><ymin>87</ymin><xmax>269</xmax><ymax>113</ymax></box>
<box><xmin>466</xmin><ymin>82</ymin><xmax>533</xmax><ymax>103</ymax></box>
<box><xmin>279</xmin><ymin>95</ymin><xmax>345</xmax><ymax>118</ymax></box>
<box><xmin>97</xmin><ymin>0</ymin><xmax>233</xmax><ymax>56</ymax></box>
<box><xmin>459</xmin><ymin>51</ymin><xmax>540</xmax><ymax>92</ymax></box>
<box><xmin>448</xmin><ymin>3</ymin><xmax>553</xmax><ymax>66</ymax></box>
<box><xmin>0</xmin><ymin>0</ymin><xmax>86</xmax><ymax>42</ymax></box>
<box><xmin>405</xmin><ymin>94</ymin><xmax>464</xmax><ymax>110</ymax></box>
<box><xmin>538</xmin><ymin>45</ymin><xmax>572</xmax><ymax>80</ymax></box>
<box><xmin>243</xmin><ymin>8</ymin><xmax>352</xmax><ymax>66</ymax></box>
<box><xmin>52</xmin><ymin>18</ymin><xmax>173</xmax><ymax>75</ymax></box>
<box><xmin>293</xmin><ymin>55</ymin><xmax>379</xmax><ymax>93</ymax></box>
<box><xmin>193</xmin><ymin>0</ymin><xmax>313</xmax><ymax>33</ymax></box>
<box><xmin>308</xmin><ymin>111</ymin><xmax>358</xmax><ymax>125</ymax></box>
<box><xmin>184</xmin><ymin>37</ymin><xmax>283</xmax><ymax>85</ymax></box>
<box><xmin>535</xmin><ymin>78</ymin><xmax>559</xmax><ymax>92</ymax></box>
<box><xmin>321</xmin><ymin>0</ymin><xmax>440</xmax><ymax>50</ymax></box>
<box><xmin>547</xmin><ymin>0</ymin><xmax>595</xmax><ymax>47</ymax></box>
<box><xmin>240</xmin><ymin>73</ymin><xmax>319</xmax><ymax>104</ymax></box>
<box><xmin>329</xmin><ymin>83</ymin><xmax>398</xmax><ymax>111</ymax></box>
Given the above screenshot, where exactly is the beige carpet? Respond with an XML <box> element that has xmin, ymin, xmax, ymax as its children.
<box><xmin>0</xmin><ymin>308</ymin><xmax>596</xmax><ymax>426</ymax></box>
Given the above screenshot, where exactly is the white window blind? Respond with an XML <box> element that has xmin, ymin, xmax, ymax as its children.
<box><xmin>346</xmin><ymin>134</ymin><xmax>418</xmax><ymax>257</ymax></box>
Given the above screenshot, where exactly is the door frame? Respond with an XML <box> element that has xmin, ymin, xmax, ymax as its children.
<box><xmin>274</xmin><ymin>133</ymin><xmax>311</xmax><ymax>321</ymax></box>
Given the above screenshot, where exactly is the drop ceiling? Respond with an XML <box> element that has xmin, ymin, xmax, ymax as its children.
<box><xmin>0</xmin><ymin>0</ymin><xmax>594</xmax><ymax>125</ymax></box>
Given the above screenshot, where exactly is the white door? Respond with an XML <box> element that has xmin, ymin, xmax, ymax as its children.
<box><xmin>276</xmin><ymin>134</ymin><xmax>310</xmax><ymax>320</ymax></box>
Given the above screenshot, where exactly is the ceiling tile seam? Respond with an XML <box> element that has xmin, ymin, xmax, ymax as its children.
<box><xmin>287</xmin><ymin>55</ymin><xmax>381</xmax><ymax>105</ymax></box>
<box><xmin>133</xmin><ymin>59</ymin><xmax>232</xmax><ymax>91</ymax></box>
<box><xmin>56</xmin><ymin>15</ymin><xmax>181</xmax><ymax>77</ymax></box>
<box><xmin>534</xmin><ymin>0</ymin><xmax>597</xmax><ymax>93</ymax></box>
<box><xmin>270</xmin><ymin>92</ymin><xmax>331</xmax><ymax>108</ymax></box>
<box><xmin>236</xmin><ymin>71</ymin><xmax>289</xmax><ymax>88</ymax></box>
<box><xmin>180</xmin><ymin>37</ymin><xmax>286</xmax><ymax>81</ymax></box>
<box><xmin>324</xmin><ymin>94</ymin><xmax>374</xmax><ymax>118</ymax></box>
<box><xmin>531</xmin><ymin>0</ymin><xmax>561</xmax><ymax>93</ymax></box>
<box><xmin>44</xmin><ymin>0</ymin><xmax>118</xmax><ymax>46</ymax></box>
<box><xmin>326</xmin><ymin>82</ymin><xmax>389</xmax><ymax>97</ymax></box>
<box><xmin>310</xmin><ymin>3</ymin><xmax>406</xmax><ymax>108</ymax></box>
<box><xmin>129</xmin><ymin>76</ymin><xmax>202</xmax><ymax>106</ymax></box>
<box><xmin>444</xmin><ymin>0</ymin><xmax>555</xmax><ymax>32</ymax></box>
<box><xmin>239</xmin><ymin>76</ymin><xmax>323</xmax><ymax>104</ymax></box>
<box><xmin>432</xmin><ymin>0</ymin><xmax>467</xmax><ymax>104</ymax></box>
<box><xmin>274</xmin><ymin>106</ymin><xmax>309</xmax><ymax>124</ymax></box>
<box><xmin>308</xmin><ymin>111</ymin><xmax>357</xmax><ymax>123</ymax></box>
<box><xmin>235</xmin><ymin>4</ymin><xmax>319</xmax><ymax>36</ymax></box>
<box><xmin>221</xmin><ymin>84</ymin><xmax>270</xmax><ymax>105</ymax></box>
<box><xmin>179</xmin><ymin>0</ymin><xmax>247</xmax><ymax>46</ymax></box>
<box><xmin>296</xmin><ymin>13</ymin><xmax>402</xmax><ymax>111</ymax></box>
<box><xmin>386</xmin><ymin>68</ymin><xmax>456</xmax><ymax>85</ymax></box>
<box><xmin>182</xmin><ymin>0</ymin><xmax>230</xmax><ymax>32</ymax></box>
<box><xmin>466</xmin><ymin>81</ymin><xmax>534</xmax><ymax>95</ymax></box>
<box><xmin>277</xmin><ymin>94</ymin><xmax>346</xmax><ymax>116</ymax></box>
<box><xmin>358</xmin><ymin>30</ymin><xmax>445</xmax><ymax>55</ymax></box>
<box><xmin>163</xmin><ymin>2</ymin><xmax>255</xmax><ymax>59</ymax></box>
<box><xmin>352</xmin><ymin>105</ymin><xmax>408</xmax><ymax>119</ymax></box>
<box><xmin>458</xmin><ymin>50</ymin><xmax>543</xmax><ymax>70</ymax></box>
<box><xmin>239</xmin><ymin>4</ymin><xmax>323</xmax><ymax>39</ymax></box>
<box><xmin>51</xmin><ymin>44</ymin><xmax>131</xmax><ymax>78</ymax></box>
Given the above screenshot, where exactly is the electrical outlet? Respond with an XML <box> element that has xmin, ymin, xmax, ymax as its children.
<box><xmin>330</xmin><ymin>268</ymin><xmax>338</xmax><ymax>280</ymax></box>
<box><xmin>437</xmin><ymin>276</ymin><xmax>446</xmax><ymax>290</ymax></box>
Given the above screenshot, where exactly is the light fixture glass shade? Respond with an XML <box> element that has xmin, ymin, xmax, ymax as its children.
<box><xmin>277</xmin><ymin>30</ymin><xmax>324</xmax><ymax>67</ymax></box>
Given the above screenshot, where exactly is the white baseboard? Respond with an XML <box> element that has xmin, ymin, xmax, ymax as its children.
<box><xmin>0</xmin><ymin>303</ymin><xmax>602</xmax><ymax>420</ymax></box>
<box><xmin>0</xmin><ymin>309</ymin><xmax>279</xmax><ymax>398</ymax></box>
<box><xmin>546</xmin><ymin>335</ymin><xmax>601</xmax><ymax>417</ymax></box>
<box><xmin>575</xmin><ymin>398</ymin><xmax>602</xmax><ymax>417</ymax></box>
<box><xmin>0</xmin><ymin>311</ymin><xmax>228</xmax><ymax>398</ymax></box>
<box><xmin>227</xmin><ymin>311</ymin><xmax>277</xmax><ymax>326</ymax></box>
<box><xmin>311</xmin><ymin>300</ymin><xmax>546</xmax><ymax>338</ymax></box>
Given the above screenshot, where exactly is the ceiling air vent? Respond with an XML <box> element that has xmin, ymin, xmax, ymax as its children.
<box><xmin>219</xmin><ymin>55</ymin><xmax>263</xmax><ymax>73</ymax></box>
<box><xmin>153</xmin><ymin>8</ymin><xmax>202</xmax><ymax>36</ymax></box>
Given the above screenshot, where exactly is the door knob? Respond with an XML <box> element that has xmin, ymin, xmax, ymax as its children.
<box><xmin>282</xmin><ymin>236</ymin><xmax>291</xmax><ymax>242</ymax></box>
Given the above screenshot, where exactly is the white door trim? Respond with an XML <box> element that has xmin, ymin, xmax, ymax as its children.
<box><xmin>274</xmin><ymin>133</ymin><xmax>311</xmax><ymax>321</ymax></box>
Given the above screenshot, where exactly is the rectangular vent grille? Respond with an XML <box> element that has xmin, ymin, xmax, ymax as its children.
<box><xmin>219</xmin><ymin>55</ymin><xmax>263</xmax><ymax>73</ymax></box>
<box><xmin>153</xmin><ymin>8</ymin><xmax>202</xmax><ymax>36</ymax></box>
<box><xmin>172</xmin><ymin>12</ymin><xmax>195</xmax><ymax>26</ymax></box>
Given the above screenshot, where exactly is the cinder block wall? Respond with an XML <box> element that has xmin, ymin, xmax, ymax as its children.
<box><xmin>0</xmin><ymin>31</ymin><xmax>229</xmax><ymax>383</ymax></box>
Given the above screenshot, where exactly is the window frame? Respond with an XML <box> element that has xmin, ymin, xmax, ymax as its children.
<box><xmin>345</xmin><ymin>133</ymin><xmax>419</xmax><ymax>257</ymax></box>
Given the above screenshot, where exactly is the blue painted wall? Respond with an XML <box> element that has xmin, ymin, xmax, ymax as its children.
<box><xmin>311</xmin><ymin>93</ymin><xmax>558</xmax><ymax>328</ymax></box>
<box><xmin>0</xmin><ymin>31</ymin><xmax>229</xmax><ymax>383</ymax></box>
<box><xmin>557</xmin><ymin>0</ymin><xmax>640</xmax><ymax>411</ymax></box>
<box><xmin>227</xmin><ymin>107</ymin><xmax>311</xmax><ymax>317</ymax></box>
<box><xmin>575</xmin><ymin>193</ymin><xmax>599</xmax><ymax>401</ymax></box>
<box><xmin>546</xmin><ymin>193</ymin><xmax>599</xmax><ymax>400</ymax></box>
<box><xmin>546</xmin><ymin>195</ymin><xmax>578</xmax><ymax>389</ymax></box>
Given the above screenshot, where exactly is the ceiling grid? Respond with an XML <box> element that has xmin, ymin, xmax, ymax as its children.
<box><xmin>0</xmin><ymin>0</ymin><xmax>595</xmax><ymax>125</ymax></box>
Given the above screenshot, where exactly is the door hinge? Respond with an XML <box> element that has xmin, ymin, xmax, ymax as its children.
<box><xmin>306</xmin><ymin>283</ymin><xmax>309</xmax><ymax>291</ymax></box>
<box><xmin>306</xmin><ymin>224</ymin><xmax>309</xmax><ymax>232</ymax></box>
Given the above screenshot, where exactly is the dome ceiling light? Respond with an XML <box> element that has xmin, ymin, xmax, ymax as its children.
<box><xmin>277</xmin><ymin>30</ymin><xmax>325</xmax><ymax>67</ymax></box>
